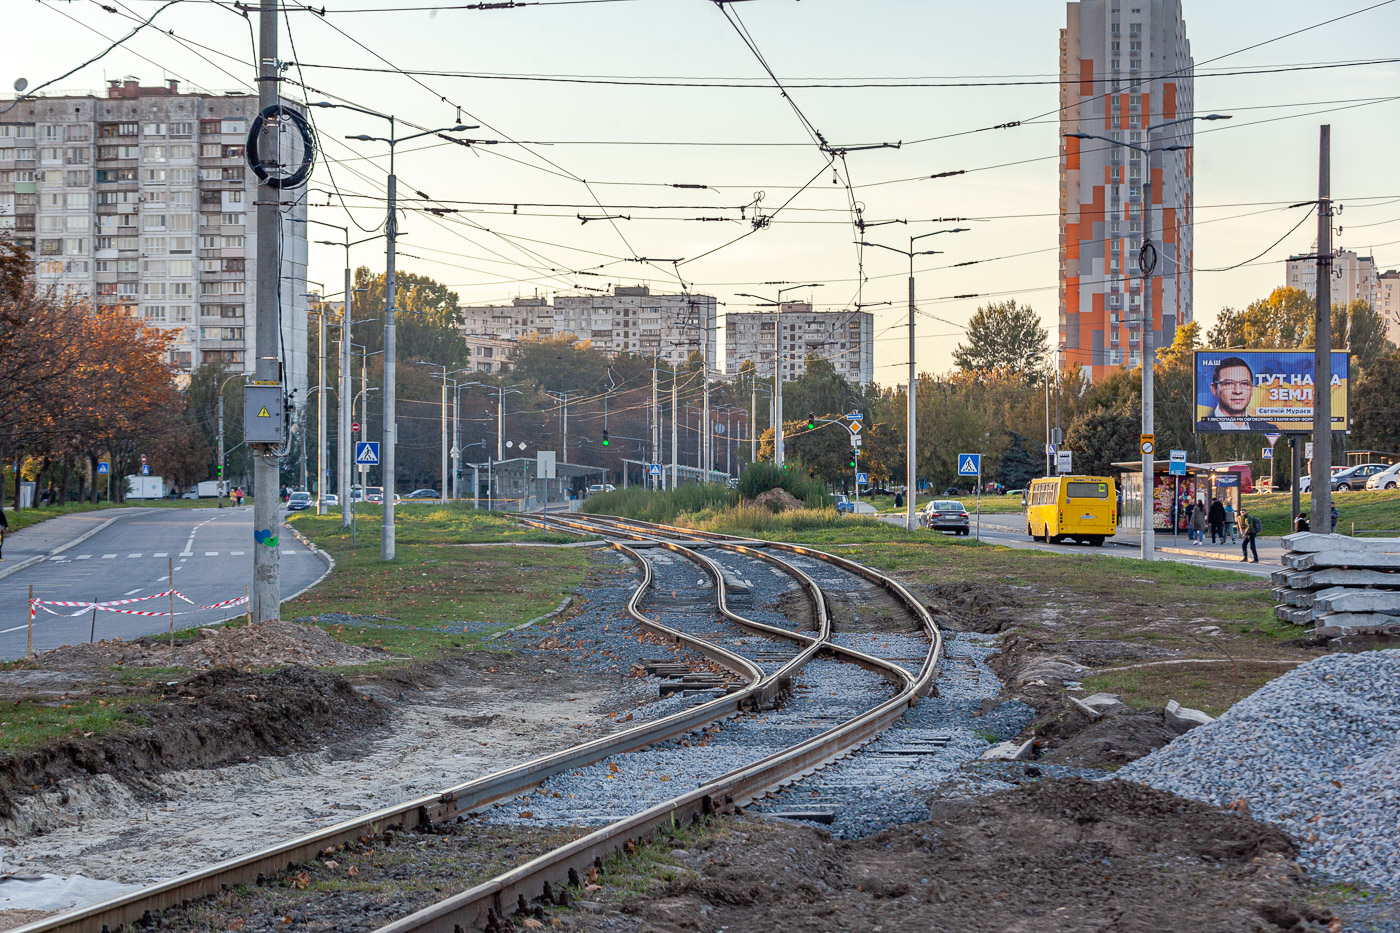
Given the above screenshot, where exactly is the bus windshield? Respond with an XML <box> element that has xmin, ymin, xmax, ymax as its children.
<box><xmin>1067</xmin><ymin>481</ymin><xmax>1109</xmax><ymax>498</ymax></box>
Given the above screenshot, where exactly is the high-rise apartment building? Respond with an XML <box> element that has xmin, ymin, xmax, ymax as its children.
<box><xmin>0</xmin><ymin>79</ymin><xmax>307</xmax><ymax>397</ymax></box>
<box><xmin>724</xmin><ymin>304</ymin><xmax>874</xmax><ymax>386</ymax></box>
<box><xmin>459</xmin><ymin>286</ymin><xmax>717</xmax><ymax>371</ymax></box>
<box><xmin>1059</xmin><ymin>0</ymin><xmax>1194</xmax><ymax>379</ymax></box>
<box><xmin>1285</xmin><ymin>248</ymin><xmax>1380</xmax><ymax>308</ymax></box>
<box><xmin>1378</xmin><ymin>270</ymin><xmax>1400</xmax><ymax>346</ymax></box>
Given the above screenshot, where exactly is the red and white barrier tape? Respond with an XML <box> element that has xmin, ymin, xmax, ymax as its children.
<box><xmin>28</xmin><ymin>592</ymin><xmax>249</xmax><ymax>619</ymax></box>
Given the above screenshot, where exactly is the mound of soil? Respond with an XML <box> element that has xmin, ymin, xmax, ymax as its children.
<box><xmin>750</xmin><ymin>488</ymin><xmax>804</xmax><ymax>513</ymax></box>
<box><xmin>0</xmin><ymin>666</ymin><xmax>386</xmax><ymax>819</ymax></box>
<box><xmin>33</xmin><ymin>621</ymin><xmax>389</xmax><ymax>672</ymax></box>
<box><xmin>578</xmin><ymin>779</ymin><xmax>1331</xmax><ymax>933</ymax></box>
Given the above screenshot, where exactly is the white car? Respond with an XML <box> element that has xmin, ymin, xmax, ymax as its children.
<box><xmin>1365</xmin><ymin>462</ymin><xmax>1400</xmax><ymax>490</ymax></box>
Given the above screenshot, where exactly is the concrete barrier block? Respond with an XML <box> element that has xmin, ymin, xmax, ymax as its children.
<box><xmin>1164</xmin><ymin>699</ymin><xmax>1215</xmax><ymax>735</ymax></box>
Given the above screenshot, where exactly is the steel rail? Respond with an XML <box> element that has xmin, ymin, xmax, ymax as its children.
<box><xmin>367</xmin><ymin>514</ymin><xmax>940</xmax><ymax>933</ymax></box>
<box><xmin>3</xmin><ymin>538</ymin><xmax>799</xmax><ymax>933</ymax></box>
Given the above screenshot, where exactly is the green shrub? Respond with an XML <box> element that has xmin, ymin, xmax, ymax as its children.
<box><xmin>735</xmin><ymin>461</ymin><xmax>830</xmax><ymax>508</ymax></box>
<box><xmin>582</xmin><ymin>483</ymin><xmax>738</xmax><ymax>524</ymax></box>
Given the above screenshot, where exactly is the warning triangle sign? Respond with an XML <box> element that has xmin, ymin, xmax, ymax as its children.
<box><xmin>961</xmin><ymin>456</ymin><xmax>978</xmax><ymax>474</ymax></box>
<box><xmin>256</xmin><ymin>406</ymin><xmax>271</xmax><ymax>418</ymax></box>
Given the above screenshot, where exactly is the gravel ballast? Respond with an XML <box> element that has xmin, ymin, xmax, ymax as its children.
<box><xmin>1117</xmin><ymin>650</ymin><xmax>1400</xmax><ymax>893</ymax></box>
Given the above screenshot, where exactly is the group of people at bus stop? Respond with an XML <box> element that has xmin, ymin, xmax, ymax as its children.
<box><xmin>1177</xmin><ymin>496</ymin><xmax>1265</xmax><ymax>562</ymax></box>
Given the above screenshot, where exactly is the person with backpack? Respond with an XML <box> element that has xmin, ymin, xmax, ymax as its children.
<box><xmin>1238</xmin><ymin>508</ymin><xmax>1261</xmax><ymax>562</ymax></box>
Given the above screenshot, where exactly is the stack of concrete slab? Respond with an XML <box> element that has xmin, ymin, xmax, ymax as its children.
<box><xmin>1272</xmin><ymin>533</ymin><xmax>1400</xmax><ymax>637</ymax></box>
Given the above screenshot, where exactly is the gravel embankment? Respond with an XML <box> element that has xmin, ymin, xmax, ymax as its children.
<box><xmin>1117</xmin><ymin>650</ymin><xmax>1400</xmax><ymax>893</ymax></box>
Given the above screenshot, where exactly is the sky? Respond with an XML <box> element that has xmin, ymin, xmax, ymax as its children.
<box><xmin>6</xmin><ymin>0</ymin><xmax>1400</xmax><ymax>383</ymax></box>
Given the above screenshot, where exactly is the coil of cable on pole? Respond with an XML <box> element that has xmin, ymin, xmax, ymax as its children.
<box><xmin>246</xmin><ymin>104</ymin><xmax>316</xmax><ymax>189</ymax></box>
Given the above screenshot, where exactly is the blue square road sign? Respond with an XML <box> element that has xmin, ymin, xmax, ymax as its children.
<box><xmin>957</xmin><ymin>453</ymin><xmax>981</xmax><ymax>476</ymax></box>
<box><xmin>648</xmin><ymin>463</ymin><xmax>662</xmax><ymax>476</ymax></box>
<box><xmin>856</xmin><ymin>472</ymin><xmax>868</xmax><ymax>484</ymax></box>
<box><xmin>355</xmin><ymin>441</ymin><xmax>381</xmax><ymax>466</ymax></box>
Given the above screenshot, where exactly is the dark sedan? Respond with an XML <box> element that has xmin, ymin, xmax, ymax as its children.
<box><xmin>919</xmin><ymin>499</ymin><xmax>971</xmax><ymax>535</ymax></box>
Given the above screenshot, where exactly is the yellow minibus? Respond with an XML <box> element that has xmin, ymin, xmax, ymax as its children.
<box><xmin>1025</xmin><ymin>475</ymin><xmax>1117</xmax><ymax>546</ymax></box>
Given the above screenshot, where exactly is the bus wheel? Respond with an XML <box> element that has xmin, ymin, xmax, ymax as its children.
<box><xmin>1089</xmin><ymin>535</ymin><xmax>1105</xmax><ymax>547</ymax></box>
<box><xmin>1049</xmin><ymin>534</ymin><xmax>1063</xmax><ymax>545</ymax></box>
<box><xmin>1027</xmin><ymin>524</ymin><xmax>1035</xmax><ymax>540</ymax></box>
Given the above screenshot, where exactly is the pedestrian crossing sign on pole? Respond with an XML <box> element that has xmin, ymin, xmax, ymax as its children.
<box><xmin>355</xmin><ymin>441</ymin><xmax>380</xmax><ymax>466</ymax></box>
<box><xmin>856</xmin><ymin>472</ymin><xmax>868</xmax><ymax>484</ymax></box>
<box><xmin>96</xmin><ymin>462</ymin><xmax>110</xmax><ymax>475</ymax></box>
<box><xmin>958</xmin><ymin>453</ymin><xmax>981</xmax><ymax>476</ymax></box>
<box><xmin>648</xmin><ymin>463</ymin><xmax>662</xmax><ymax>476</ymax></box>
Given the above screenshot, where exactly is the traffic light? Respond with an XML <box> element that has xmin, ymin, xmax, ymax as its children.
<box><xmin>602</xmin><ymin>429</ymin><xmax>609</xmax><ymax>446</ymax></box>
<box><xmin>849</xmin><ymin>457</ymin><xmax>856</xmax><ymax>468</ymax></box>
<box><xmin>215</xmin><ymin>465</ymin><xmax>223</xmax><ymax>477</ymax></box>
<box><xmin>806</xmin><ymin>412</ymin><xmax>816</xmax><ymax>430</ymax></box>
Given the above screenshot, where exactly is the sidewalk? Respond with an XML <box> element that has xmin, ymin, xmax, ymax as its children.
<box><xmin>968</xmin><ymin>510</ymin><xmax>1282</xmax><ymax>563</ymax></box>
<box><xmin>0</xmin><ymin>508</ymin><xmax>151</xmax><ymax>580</ymax></box>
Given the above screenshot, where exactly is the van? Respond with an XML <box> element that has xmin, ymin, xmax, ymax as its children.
<box><xmin>1025</xmin><ymin>475</ymin><xmax>1117</xmax><ymax>546</ymax></box>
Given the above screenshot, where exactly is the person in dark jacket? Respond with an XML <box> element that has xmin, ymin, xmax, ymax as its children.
<box><xmin>1207</xmin><ymin>498</ymin><xmax>1227</xmax><ymax>544</ymax></box>
<box><xmin>0</xmin><ymin>501</ymin><xmax>7</xmax><ymax>560</ymax></box>
<box><xmin>1294</xmin><ymin>512</ymin><xmax>1310</xmax><ymax>533</ymax></box>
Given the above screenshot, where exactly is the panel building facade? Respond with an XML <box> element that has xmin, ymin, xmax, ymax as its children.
<box><xmin>724</xmin><ymin>304</ymin><xmax>874</xmax><ymax>385</ymax></box>
<box><xmin>459</xmin><ymin>286</ymin><xmax>717</xmax><ymax>371</ymax></box>
<box><xmin>0</xmin><ymin>79</ymin><xmax>307</xmax><ymax>397</ymax></box>
<box><xmin>1059</xmin><ymin>0</ymin><xmax>1194</xmax><ymax>379</ymax></box>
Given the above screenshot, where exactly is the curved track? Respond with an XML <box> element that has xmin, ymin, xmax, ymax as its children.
<box><xmin>10</xmin><ymin>514</ymin><xmax>942</xmax><ymax>933</ymax></box>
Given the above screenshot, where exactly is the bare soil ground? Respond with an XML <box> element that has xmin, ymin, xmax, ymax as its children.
<box><xmin>566</xmin><ymin>779</ymin><xmax>1335</xmax><ymax>933</ymax></box>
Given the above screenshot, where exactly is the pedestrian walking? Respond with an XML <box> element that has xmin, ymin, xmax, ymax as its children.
<box><xmin>233</xmin><ymin>487</ymin><xmax>244</xmax><ymax>507</ymax></box>
<box><xmin>0</xmin><ymin>500</ymin><xmax>8</xmax><ymax>560</ymax></box>
<box><xmin>1189</xmin><ymin>500</ymin><xmax>1207</xmax><ymax>544</ymax></box>
<box><xmin>1331</xmin><ymin>504</ymin><xmax>1340</xmax><ymax>533</ymax></box>
<box><xmin>1239</xmin><ymin>508</ymin><xmax>1260</xmax><ymax>562</ymax></box>
<box><xmin>1224</xmin><ymin>501</ymin><xmax>1237</xmax><ymax>542</ymax></box>
<box><xmin>1294</xmin><ymin>511</ymin><xmax>1310</xmax><ymax>534</ymax></box>
<box><xmin>894</xmin><ymin>491</ymin><xmax>904</xmax><ymax>509</ymax></box>
<box><xmin>1207</xmin><ymin>497</ymin><xmax>1227</xmax><ymax>544</ymax></box>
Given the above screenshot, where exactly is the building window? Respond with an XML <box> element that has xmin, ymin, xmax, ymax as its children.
<box><xmin>144</xmin><ymin>306</ymin><xmax>167</xmax><ymax>321</ymax></box>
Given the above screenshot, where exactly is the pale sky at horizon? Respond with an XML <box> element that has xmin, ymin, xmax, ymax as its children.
<box><xmin>7</xmin><ymin>0</ymin><xmax>1400</xmax><ymax>382</ymax></box>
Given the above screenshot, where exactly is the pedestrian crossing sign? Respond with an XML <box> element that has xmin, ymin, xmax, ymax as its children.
<box><xmin>958</xmin><ymin>454</ymin><xmax>981</xmax><ymax>476</ymax></box>
<box><xmin>856</xmin><ymin>472</ymin><xmax>868</xmax><ymax>484</ymax></box>
<box><xmin>355</xmin><ymin>441</ymin><xmax>380</xmax><ymax>466</ymax></box>
<box><xmin>96</xmin><ymin>462</ymin><xmax>110</xmax><ymax>475</ymax></box>
<box><xmin>648</xmin><ymin>463</ymin><xmax>662</xmax><ymax>476</ymax></box>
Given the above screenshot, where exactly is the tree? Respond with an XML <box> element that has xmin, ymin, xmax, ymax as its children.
<box><xmin>952</xmin><ymin>299</ymin><xmax>1050</xmax><ymax>378</ymax></box>
<box><xmin>1350</xmin><ymin>349</ymin><xmax>1400</xmax><ymax>453</ymax></box>
<box><xmin>1063</xmin><ymin>406</ymin><xmax>1140</xmax><ymax>478</ymax></box>
<box><xmin>1156</xmin><ymin>320</ymin><xmax>1200</xmax><ymax>369</ymax></box>
<box><xmin>1333</xmin><ymin>299</ymin><xmax>1395</xmax><ymax>371</ymax></box>
<box><xmin>1206</xmin><ymin>287</ymin><xmax>1314</xmax><ymax>349</ymax></box>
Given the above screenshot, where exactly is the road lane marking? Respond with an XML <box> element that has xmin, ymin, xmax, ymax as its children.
<box><xmin>75</xmin><ymin>554</ymin><xmax>91</xmax><ymax>560</ymax></box>
<box><xmin>179</xmin><ymin>551</ymin><xmax>193</xmax><ymax>557</ymax></box>
<box><xmin>124</xmin><ymin>589</ymin><xmax>143</xmax><ymax>596</ymax></box>
<box><xmin>204</xmin><ymin>551</ymin><xmax>218</xmax><ymax>557</ymax></box>
<box><xmin>127</xmin><ymin>553</ymin><xmax>142</xmax><ymax>558</ymax></box>
<box><xmin>101</xmin><ymin>554</ymin><xmax>117</xmax><ymax>559</ymax></box>
<box><xmin>0</xmin><ymin>625</ymin><xmax>30</xmax><ymax>635</ymax></box>
<box><xmin>230</xmin><ymin>551</ymin><xmax>245</xmax><ymax>556</ymax></box>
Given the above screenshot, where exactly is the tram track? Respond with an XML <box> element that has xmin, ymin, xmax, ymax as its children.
<box><xmin>10</xmin><ymin>513</ymin><xmax>942</xmax><ymax>933</ymax></box>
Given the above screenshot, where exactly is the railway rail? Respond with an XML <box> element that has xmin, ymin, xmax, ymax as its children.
<box><xmin>12</xmin><ymin>513</ymin><xmax>942</xmax><ymax>933</ymax></box>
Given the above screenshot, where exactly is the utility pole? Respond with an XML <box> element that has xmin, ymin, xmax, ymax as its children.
<box><xmin>340</xmin><ymin>266</ymin><xmax>352</xmax><ymax>526</ymax></box>
<box><xmin>251</xmin><ymin>0</ymin><xmax>281</xmax><ymax>621</ymax></box>
<box><xmin>381</xmin><ymin>124</ymin><xmax>399</xmax><ymax>561</ymax></box>
<box><xmin>750</xmin><ymin>375</ymin><xmax>757</xmax><ymax>466</ymax></box>
<box><xmin>651</xmin><ymin>353</ymin><xmax>660</xmax><ymax>488</ymax></box>
<box><xmin>773</xmin><ymin>307</ymin><xmax>785</xmax><ymax>467</ymax></box>
<box><xmin>670</xmin><ymin>372</ymin><xmax>679</xmax><ymax>490</ymax></box>
<box><xmin>451</xmin><ymin>384</ymin><xmax>460</xmax><ymax>500</ymax></box>
<box><xmin>439</xmin><ymin>374</ymin><xmax>449</xmax><ymax>501</ymax></box>
<box><xmin>316</xmin><ymin>305</ymin><xmax>327</xmax><ymax>513</ymax></box>
<box><xmin>907</xmin><ymin>270</ymin><xmax>915</xmax><ymax>530</ymax></box>
<box><xmin>217</xmin><ymin>393</ymin><xmax>225</xmax><ymax>507</ymax></box>
<box><xmin>1312</xmin><ymin>124</ymin><xmax>1334</xmax><ymax>534</ymax></box>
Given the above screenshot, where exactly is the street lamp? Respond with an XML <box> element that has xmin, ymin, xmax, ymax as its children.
<box><xmin>303</xmin><ymin>219</ymin><xmax>386</xmax><ymax>526</ymax></box>
<box><xmin>860</xmin><ymin>227</ymin><xmax>970</xmax><ymax>529</ymax></box>
<box><xmin>1065</xmin><ymin>112</ymin><xmax>1230</xmax><ymax>560</ymax></box>
<box><xmin>311</xmin><ymin>100</ymin><xmax>477</xmax><ymax>560</ymax></box>
<box><xmin>735</xmin><ymin>283</ymin><xmax>823</xmax><ymax>468</ymax></box>
<box><xmin>414</xmin><ymin>362</ymin><xmax>473</xmax><ymax>502</ymax></box>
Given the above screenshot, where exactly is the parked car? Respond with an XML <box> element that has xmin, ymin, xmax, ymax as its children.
<box><xmin>400</xmin><ymin>488</ymin><xmax>439</xmax><ymax>500</ymax></box>
<box><xmin>1330</xmin><ymin>463</ymin><xmax>1388</xmax><ymax>492</ymax></box>
<box><xmin>323</xmin><ymin>493</ymin><xmax>339</xmax><ymax>506</ymax></box>
<box><xmin>1365</xmin><ymin>462</ymin><xmax>1400</xmax><ymax>490</ymax></box>
<box><xmin>286</xmin><ymin>490</ymin><xmax>312</xmax><ymax>512</ymax></box>
<box><xmin>586</xmin><ymin>483</ymin><xmax>617</xmax><ymax>496</ymax></box>
<box><xmin>364</xmin><ymin>486</ymin><xmax>385</xmax><ymax>503</ymax></box>
<box><xmin>920</xmin><ymin>499</ymin><xmax>971</xmax><ymax>535</ymax></box>
<box><xmin>834</xmin><ymin>494</ymin><xmax>855</xmax><ymax>514</ymax></box>
<box><xmin>1005</xmin><ymin>488</ymin><xmax>1025</xmax><ymax>498</ymax></box>
<box><xmin>180</xmin><ymin>489</ymin><xmax>200</xmax><ymax>500</ymax></box>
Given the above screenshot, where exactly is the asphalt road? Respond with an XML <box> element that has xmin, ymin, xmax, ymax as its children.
<box><xmin>1</xmin><ymin>507</ymin><xmax>325</xmax><ymax>660</ymax></box>
<box><xmin>882</xmin><ymin>511</ymin><xmax>1277</xmax><ymax>579</ymax></box>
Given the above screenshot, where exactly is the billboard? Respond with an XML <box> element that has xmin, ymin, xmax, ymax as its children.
<box><xmin>1193</xmin><ymin>350</ymin><xmax>1348</xmax><ymax>434</ymax></box>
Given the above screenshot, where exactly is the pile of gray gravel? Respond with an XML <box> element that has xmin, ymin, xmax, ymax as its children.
<box><xmin>1117</xmin><ymin>650</ymin><xmax>1400</xmax><ymax>893</ymax></box>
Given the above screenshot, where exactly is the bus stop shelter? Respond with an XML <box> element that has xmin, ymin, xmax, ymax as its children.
<box><xmin>466</xmin><ymin>458</ymin><xmax>608</xmax><ymax>511</ymax></box>
<box><xmin>1115</xmin><ymin>459</ymin><xmax>1251</xmax><ymax>531</ymax></box>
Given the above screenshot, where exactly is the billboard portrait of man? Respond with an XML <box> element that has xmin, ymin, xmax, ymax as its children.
<box><xmin>1209</xmin><ymin>357</ymin><xmax>1257</xmax><ymax>420</ymax></box>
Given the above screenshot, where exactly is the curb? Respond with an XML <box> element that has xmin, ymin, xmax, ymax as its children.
<box><xmin>490</xmin><ymin>595</ymin><xmax>575</xmax><ymax>639</ymax></box>
<box><xmin>0</xmin><ymin>508</ymin><xmax>152</xmax><ymax>583</ymax></box>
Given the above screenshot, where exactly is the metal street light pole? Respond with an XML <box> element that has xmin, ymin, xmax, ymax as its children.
<box><xmin>860</xmin><ymin>229</ymin><xmax>969</xmax><ymax>529</ymax></box>
<box><xmin>215</xmin><ymin>371</ymin><xmax>245</xmax><ymax>509</ymax></box>
<box><xmin>736</xmin><ymin>284</ymin><xmax>822</xmax><ymax>468</ymax></box>
<box><xmin>1066</xmin><ymin>112</ymin><xmax>1230</xmax><ymax>560</ymax></box>
<box><xmin>312</xmin><ymin>101</ymin><xmax>475</xmax><ymax>559</ymax></box>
